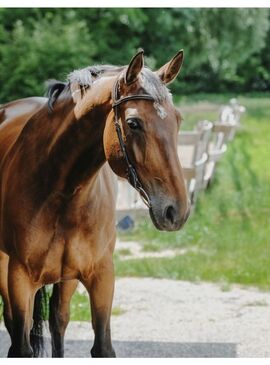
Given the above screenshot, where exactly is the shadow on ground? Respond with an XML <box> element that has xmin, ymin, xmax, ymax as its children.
<box><xmin>0</xmin><ymin>329</ymin><xmax>236</xmax><ymax>358</ymax></box>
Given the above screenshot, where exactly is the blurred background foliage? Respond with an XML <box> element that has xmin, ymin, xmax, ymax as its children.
<box><xmin>0</xmin><ymin>8</ymin><xmax>270</xmax><ymax>102</ymax></box>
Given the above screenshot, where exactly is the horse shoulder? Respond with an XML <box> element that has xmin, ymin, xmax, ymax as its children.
<box><xmin>0</xmin><ymin>97</ymin><xmax>47</xmax><ymax>167</ymax></box>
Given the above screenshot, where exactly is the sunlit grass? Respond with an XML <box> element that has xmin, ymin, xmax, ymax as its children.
<box><xmin>117</xmin><ymin>248</ymin><xmax>132</xmax><ymax>256</ymax></box>
<box><xmin>70</xmin><ymin>292</ymin><xmax>125</xmax><ymax>321</ymax></box>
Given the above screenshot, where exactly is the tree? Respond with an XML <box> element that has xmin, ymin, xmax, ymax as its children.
<box><xmin>0</xmin><ymin>12</ymin><xmax>96</xmax><ymax>102</ymax></box>
<box><xmin>0</xmin><ymin>8</ymin><xmax>269</xmax><ymax>100</ymax></box>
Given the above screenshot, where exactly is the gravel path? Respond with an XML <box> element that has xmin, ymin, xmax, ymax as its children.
<box><xmin>1</xmin><ymin>278</ymin><xmax>270</xmax><ymax>357</ymax></box>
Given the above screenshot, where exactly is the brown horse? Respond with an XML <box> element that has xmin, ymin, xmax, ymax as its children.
<box><xmin>0</xmin><ymin>50</ymin><xmax>190</xmax><ymax>357</ymax></box>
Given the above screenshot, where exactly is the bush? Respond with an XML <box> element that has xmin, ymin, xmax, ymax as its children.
<box><xmin>0</xmin><ymin>13</ymin><xmax>96</xmax><ymax>102</ymax></box>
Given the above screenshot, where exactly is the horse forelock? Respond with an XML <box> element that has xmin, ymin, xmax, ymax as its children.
<box><xmin>140</xmin><ymin>68</ymin><xmax>172</xmax><ymax>103</ymax></box>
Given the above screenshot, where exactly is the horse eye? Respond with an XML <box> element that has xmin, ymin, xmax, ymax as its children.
<box><xmin>126</xmin><ymin>118</ymin><xmax>141</xmax><ymax>130</ymax></box>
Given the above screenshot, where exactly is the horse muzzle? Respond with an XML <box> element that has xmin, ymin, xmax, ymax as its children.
<box><xmin>149</xmin><ymin>198</ymin><xmax>190</xmax><ymax>231</ymax></box>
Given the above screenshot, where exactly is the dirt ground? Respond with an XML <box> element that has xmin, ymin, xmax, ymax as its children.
<box><xmin>1</xmin><ymin>277</ymin><xmax>270</xmax><ymax>358</ymax></box>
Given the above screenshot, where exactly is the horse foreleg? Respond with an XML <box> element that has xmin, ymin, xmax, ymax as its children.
<box><xmin>0</xmin><ymin>251</ymin><xmax>13</xmax><ymax>337</ymax></box>
<box><xmin>82</xmin><ymin>255</ymin><xmax>116</xmax><ymax>358</ymax></box>
<box><xmin>7</xmin><ymin>258</ymin><xmax>39</xmax><ymax>357</ymax></box>
<box><xmin>49</xmin><ymin>280</ymin><xmax>78</xmax><ymax>357</ymax></box>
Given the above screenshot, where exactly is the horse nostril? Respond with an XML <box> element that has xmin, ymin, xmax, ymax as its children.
<box><xmin>164</xmin><ymin>205</ymin><xmax>176</xmax><ymax>225</ymax></box>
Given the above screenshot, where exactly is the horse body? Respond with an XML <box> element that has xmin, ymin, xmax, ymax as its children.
<box><xmin>0</xmin><ymin>95</ymin><xmax>116</xmax><ymax>284</ymax></box>
<box><xmin>0</xmin><ymin>50</ymin><xmax>189</xmax><ymax>357</ymax></box>
<box><xmin>0</xmin><ymin>87</ymin><xmax>118</xmax><ymax>357</ymax></box>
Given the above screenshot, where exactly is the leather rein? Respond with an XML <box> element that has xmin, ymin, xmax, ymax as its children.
<box><xmin>111</xmin><ymin>78</ymin><xmax>155</xmax><ymax>209</ymax></box>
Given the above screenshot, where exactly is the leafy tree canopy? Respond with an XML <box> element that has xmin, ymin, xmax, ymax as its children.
<box><xmin>0</xmin><ymin>8</ymin><xmax>269</xmax><ymax>102</ymax></box>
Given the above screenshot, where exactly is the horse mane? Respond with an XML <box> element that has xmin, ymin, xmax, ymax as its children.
<box><xmin>46</xmin><ymin>65</ymin><xmax>124</xmax><ymax>111</ymax></box>
<box><xmin>46</xmin><ymin>80</ymin><xmax>68</xmax><ymax>112</ymax></box>
<box><xmin>0</xmin><ymin>107</ymin><xmax>6</xmax><ymax>124</ymax></box>
<box><xmin>68</xmin><ymin>65</ymin><xmax>124</xmax><ymax>86</ymax></box>
<box><xmin>46</xmin><ymin>64</ymin><xmax>171</xmax><ymax>111</ymax></box>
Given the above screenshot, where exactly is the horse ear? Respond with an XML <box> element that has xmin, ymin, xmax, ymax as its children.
<box><xmin>125</xmin><ymin>50</ymin><xmax>144</xmax><ymax>85</ymax></box>
<box><xmin>157</xmin><ymin>50</ymin><xmax>184</xmax><ymax>85</ymax></box>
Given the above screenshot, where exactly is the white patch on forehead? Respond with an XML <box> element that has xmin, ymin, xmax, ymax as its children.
<box><xmin>154</xmin><ymin>102</ymin><xmax>167</xmax><ymax>119</ymax></box>
<box><xmin>125</xmin><ymin>108</ymin><xmax>139</xmax><ymax>117</ymax></box>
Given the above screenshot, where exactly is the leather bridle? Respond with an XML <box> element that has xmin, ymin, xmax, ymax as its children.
<box><xmin>112</xmin><ymin>78</ymin><xmax>155</xmax><ymax>209</ymax></box>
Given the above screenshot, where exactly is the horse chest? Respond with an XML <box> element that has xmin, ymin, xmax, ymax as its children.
<box><xmin>24</xmin><ymin>215</ymin><xmax>115</xmax><ymax>284</ymax></box>
<box><xmin>4</xmin><ymin>164</ymin><xmax>116</xmax><ymax>284</ymax></box>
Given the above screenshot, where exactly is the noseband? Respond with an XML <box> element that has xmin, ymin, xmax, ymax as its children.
<box><xmin>112</xmin><ymin>78</ymin><xmax>155</xmax><ymax>208</ymax></box>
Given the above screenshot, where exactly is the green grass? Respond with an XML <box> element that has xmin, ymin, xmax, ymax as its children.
<box><xmin>116</xmin><ymin>93</ymin><xmax>270</xmax><ymax>290</ymax></box>
<box><xmin>118</xmin><ymin>248</ymin><xmax>132</xmax><ymax>256</ymax></box>
<box><xmin>0</xmin><ymin>291</ymin><xmax>124</xmax><ymax>323</ymax></box>
<box><xmin>70</xmin><ymin>292</ymin><xmax>125</xmax><ymax>321</ymax></box>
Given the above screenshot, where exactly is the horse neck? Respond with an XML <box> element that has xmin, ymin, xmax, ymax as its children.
<box><xmin>26</xmin><ymin>79</ymin><xmax>115</xmax><ymax>200</ymax></box>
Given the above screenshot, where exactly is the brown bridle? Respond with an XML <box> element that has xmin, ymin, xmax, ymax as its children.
<box><xmin>112</xmin><ymin>78</ymin><xmax>155</xmax><ymax>208</ymax></box>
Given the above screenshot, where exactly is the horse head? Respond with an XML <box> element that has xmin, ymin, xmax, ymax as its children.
<box><xmin>104</xmin><ymin>50</ymin><xmax>190</xmax><ymax>231</ymax></box>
